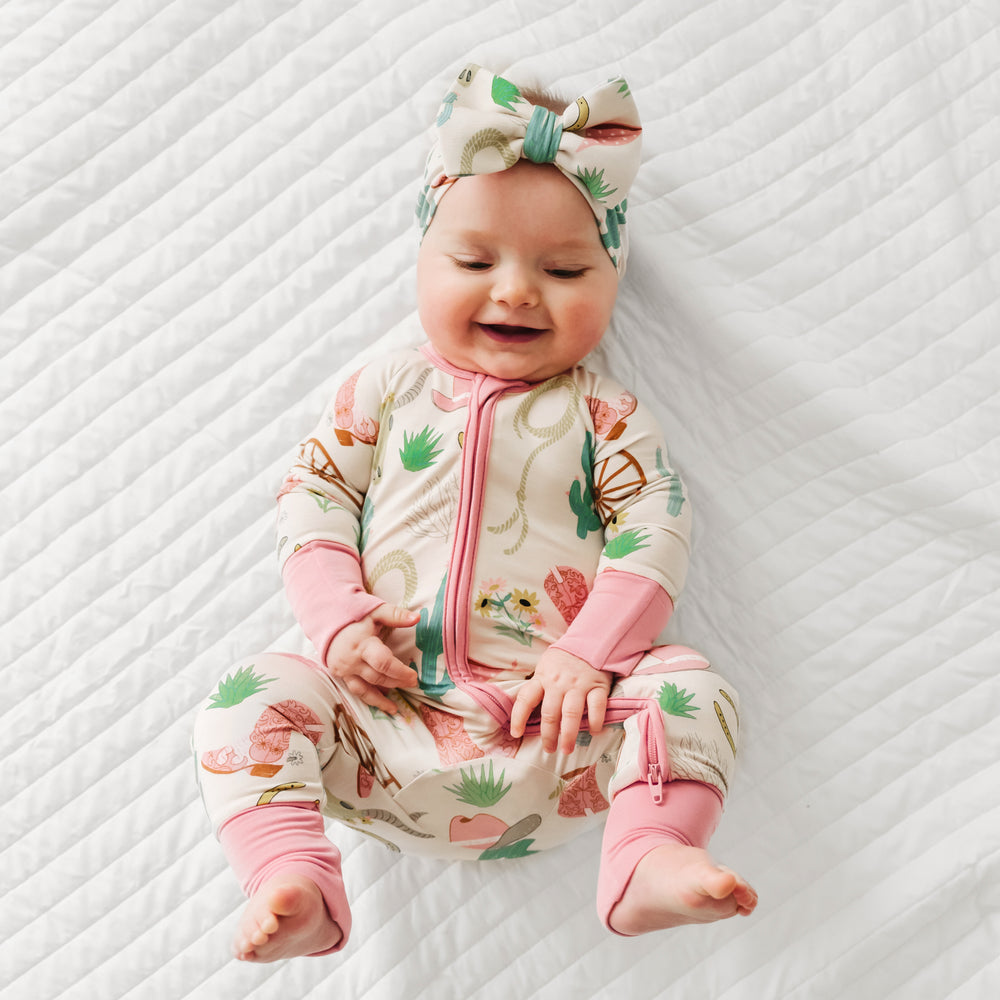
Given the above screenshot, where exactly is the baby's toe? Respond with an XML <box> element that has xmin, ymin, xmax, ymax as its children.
<box><xmin>701</xmin><ymin>865</ymin><xmax>739</xmax><ymax>901</ymax></box>
<box><xmin>734</xmin><ymin>881</ymin><xmax>758</xmax><ymax>914</ymax></box>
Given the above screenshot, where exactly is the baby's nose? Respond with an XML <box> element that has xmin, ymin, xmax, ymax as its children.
<box><xmin>490</xmin><ymin>265</ymin><xmax>539</xmax><ymax>307</ymax></box>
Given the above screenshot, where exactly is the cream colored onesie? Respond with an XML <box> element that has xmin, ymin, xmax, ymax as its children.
<box><xmin>193</xmin><ymin>344</ymin><xmax>739</xmax><ymax>861</ymax></box>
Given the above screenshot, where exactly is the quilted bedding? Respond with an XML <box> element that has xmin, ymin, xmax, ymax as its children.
<box><xmin>2</xmin><ymin>1</ymin><xmax>998</xmax><ymax>997</ymax></box>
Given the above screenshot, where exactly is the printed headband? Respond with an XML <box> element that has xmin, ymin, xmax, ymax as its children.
<box><xmin>416</xmin><ymin>64</ymin><xmax>642</xmax><ymax>274</ymax></box>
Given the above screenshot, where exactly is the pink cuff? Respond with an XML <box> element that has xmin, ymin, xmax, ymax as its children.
<box><xmin>218</xmin><ymin>802</ymin><xmax>351</xmax><ymax>954</ymax></box>
<box><xmin>596</xmin><ymin>779</ymin><xmax>723</xmax><ymax>935</ymax></box>
<box><xmin>282</xmin><ymin>540</ymin><xmax>385</xmax><ymax>663</ymax></box>
<box><xmin>551</xmin><ymin>570</ymin><xmax>674</xmax><ymax>674</ymax></box>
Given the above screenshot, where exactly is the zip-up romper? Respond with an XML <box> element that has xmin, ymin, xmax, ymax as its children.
<box><xmin>193</xmin><ymin>345</ymin><xmax>740</xmax><ymax>862</ymax></box>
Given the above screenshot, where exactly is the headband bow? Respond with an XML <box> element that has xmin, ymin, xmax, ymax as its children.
<box><xmin>416</xmin><ymin>64</ymin><xmax>642</xmax><ymax>274</ymax></box>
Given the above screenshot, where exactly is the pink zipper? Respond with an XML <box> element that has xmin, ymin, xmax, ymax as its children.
<box><xmin>440</xmin><ymin>370</ymin><xmax>529</xmax><ymax>728</ymax></box>
<box><xmin>442</xmin><ymin>372</ymin><xmax>492</xmax><ymax>681</ymax></box>
<box><xmin>427</xmin><ymin>356</ymin><xmax>676</xmax><ymax>764</ymax></box>
<box><xmin>638</xmin><ymin>702</ymin><xmax>669</xmax><ymax>804</ymax></box>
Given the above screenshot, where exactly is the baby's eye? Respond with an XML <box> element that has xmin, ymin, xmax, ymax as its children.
<box><xmin>452</xmin><ymin>257</ymin><xmax>491</xmax><ymax>271</ymax></box>
<box><xmin>547</xmin><ymin>268</ymin><xmax>587</xmax><ymax>279</ymax></box>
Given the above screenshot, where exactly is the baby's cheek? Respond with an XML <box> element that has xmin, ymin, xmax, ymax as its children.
<box><xmin>568</xmin><ymin>304</ymin><xmax>612</xmax><ymax>348</ymax></box>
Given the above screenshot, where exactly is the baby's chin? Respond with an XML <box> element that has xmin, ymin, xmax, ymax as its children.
<box><xmin>476</xmin><ymin>360</ymin><xmax>570</xmax><ymax>383</ymax></box>
<box><xmin>426</xmin><ymin>331</ymin><xmax>581</xmax><ymax>383</ymax></box>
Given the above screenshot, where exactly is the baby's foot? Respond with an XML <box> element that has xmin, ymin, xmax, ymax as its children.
<box><xmin>609</xmin><ymin>843</ymin><xmax>757</xmax><ymax>936</ymax></box>
<box><xmin>233</xmin><ymin>873</ymin><xmax>343</xmax><ymax>962</ymax></box>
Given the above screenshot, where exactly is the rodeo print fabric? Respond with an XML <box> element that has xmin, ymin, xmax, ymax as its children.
<box><xmin>193</xmin><ymin>345</ymin><xmax>740</xmax><ymax>860</ymax></box>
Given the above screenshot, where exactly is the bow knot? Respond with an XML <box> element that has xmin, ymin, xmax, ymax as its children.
<box><xmin>417</xmin><ymin>65</ymin><xmax>642</xmax><ymax>274</ymax></box>
<box><xmin>523</xmin><ymin>105</ymin><xmax>562</xmax><ymax>163</ymax></box>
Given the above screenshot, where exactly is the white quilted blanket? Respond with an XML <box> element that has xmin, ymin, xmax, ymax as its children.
<box><xmin>3</xmin><ymin>2</ymin><xmax>997</xmax><ymax>998</ymax></box>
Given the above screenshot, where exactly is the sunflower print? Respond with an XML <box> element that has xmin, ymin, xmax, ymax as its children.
<box><xmin>474</xmin><ymin>581</ymin><xmax>545</xmax><ymax>646</ymax></box>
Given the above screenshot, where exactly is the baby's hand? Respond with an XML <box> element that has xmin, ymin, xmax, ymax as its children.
<box><xmin>325</xmin><ymin>604</ymin><xmax>421</xmax><ymax>714</ymax></box>
<box><xmin>509</xmin><ymin>648</ymin><xmax>611</xmax><ymax>755</ymax></box>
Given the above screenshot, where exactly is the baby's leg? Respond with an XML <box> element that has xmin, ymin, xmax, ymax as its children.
<box><xmin>221</xmin><ymin>802</ymin><xmax>347</xmax><ymax>960</ymax></box>
<box><xmin>193</xmin><ymin>652</ymin><xmax>351</xmax><ymax>960</ymax></box>
<box><xmin>597</xmin><ymin>779</ymin><xmax>756</xmax><ymax>934</ymax></box>
<box><xmin>598</xmin><ymin>647</ymin><xmax>757</xmax><ymax>934</ymax></box>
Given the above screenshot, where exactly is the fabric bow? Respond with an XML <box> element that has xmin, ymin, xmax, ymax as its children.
<box><xmin>416</xmin><ymin>64</ymin><xmax>642</xmax><ymax>274</ymax></box>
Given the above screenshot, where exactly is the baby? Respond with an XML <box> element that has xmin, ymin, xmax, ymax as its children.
<box><xmin>193</xmin><ymin>64</ymin><xmax>756</xmax><ymax>963</ymax></box>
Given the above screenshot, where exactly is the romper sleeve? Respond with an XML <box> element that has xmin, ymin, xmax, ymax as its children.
<box><xmin>275</xmin><ymin>361</ymin><xmax>389</xmax><ymax>656</ymax></box>
<box><xmin>586</xmin><ymin>377</ymin><xmax>692</xmax><ymax>601</ymax></box>
<box><xmin>275</xmin><ymin>363</ymin><xmax>384</xmax><ymax>571</ymax></box>
<box><xmin>551</xmin><ymin>374</ymin><xmax>693</xmax><ymax>673</ymax></box>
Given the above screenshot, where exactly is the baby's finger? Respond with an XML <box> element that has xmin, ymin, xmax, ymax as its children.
<box><xmin>586</xmin><ymin>685</ymin><xmax>609</xmax><ymax>735</ymax></box>
<box><xmin>345</xmin><ymin>675</ymin><xmax>399</xmax><ymax>715</ymax></box>
<box><xmin>558</xmin><ymin>689</ymin><xmax>586</xmax><ymax>755</ymax></box>
<box><xmin>509</xmin><ymin>679</ymin><xmax>542</xmax><ymax>738</ymax></box>
<box><xmin>370</xmin><ymin>603</ymin><xmax>422</xmax><ymax>637</ymax></box>
<box><xmin>360</xmin><ymin>636</ymin><xmax>418</xmax><ymax>688</ymax></box>
<box><xmin>540</xmin><ymin>689</ymin><xmax>567</xmax><ymax>754</ymax></box>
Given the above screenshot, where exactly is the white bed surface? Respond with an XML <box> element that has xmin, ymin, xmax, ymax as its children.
<box><xmin>2</xmin><ymin>1</ymin><xmax>998</xmax><ymax>998</ymax></box>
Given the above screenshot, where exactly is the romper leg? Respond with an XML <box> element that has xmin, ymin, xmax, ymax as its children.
<box><xmin>596</xmin><ymin>645</ymin><xmax>744</xmax><ymax>931</ymax></box>
<box><xmin>192</xmin><ymin>652</ymin><xmax>341</xmax><ymax>833</ymax></box>
<box><xmin>605</xmin><ymin>645</ymin><xmax>741</xmax><ymax>803</ymax></box>
<box><xmin>192</xmin><ymin>652</ymin><xmax>353</xmax><ymax>952</ymax></box>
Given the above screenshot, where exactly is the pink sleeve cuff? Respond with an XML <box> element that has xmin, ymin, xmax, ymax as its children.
<box><xmin>550</xmin><ymin>569</ymin><xmax>674</xmax><ymax>675</ymax></box>
<box><xmin>282</xmin><ymin>540</ymin><xmax>385</xmax><ymax>664</ymax></box>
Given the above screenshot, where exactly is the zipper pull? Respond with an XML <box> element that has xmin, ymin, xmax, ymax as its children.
<box><xmin>647</xmin><ymin>761</ymin><xmax>664</xmax><ymax>804</ymax></box>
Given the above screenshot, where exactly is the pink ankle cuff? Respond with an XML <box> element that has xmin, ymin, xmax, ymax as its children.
<box><xmin>218</xmin><ymin>802</ymin><xmax>351</xmax><ymax>954</ymax></box>
<box><xmin>596</xmin><ymin>780</ymin><xmax>723</xmax><ymax>935</ymax></box>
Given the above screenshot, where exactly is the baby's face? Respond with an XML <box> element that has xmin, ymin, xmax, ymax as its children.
<box><xmin>416</xmin><ymin>161</ymin><xmax>619</xmax><ymax>383</ymax></box>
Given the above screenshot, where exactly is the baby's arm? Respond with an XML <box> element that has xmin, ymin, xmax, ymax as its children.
<box><xmin>283</xmin><ymin>540</ymin><xmax>420</xmax><ymax>715</ymax></box>
<box><xmin>512</xmin><ymin>378</ymin><xmax>690</xmax><ymax>753</ymax></box>
<box><xmin>508</xmin><ymin>572</ymin><xmax>672</xmax><ymax>753</ymax></box>
<box><xmin>278</xmin><ymin>360</ymin><xmax>421</xmax><ymax>712</ymax></box>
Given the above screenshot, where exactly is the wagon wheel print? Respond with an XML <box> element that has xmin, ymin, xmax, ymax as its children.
<box><xmin>593</xmin><ymin>450</ymin><xmax>646</xmax><ymax>523</ymax></box>
<box><xmin>333</xmin><ymin>703</ymin><xmax>402</xmax><ymax>793</ymax></box>
<box><xmin>295</xmin><ymin>437</ymin><xmax>345</xmax><ymax>486</ymax></box>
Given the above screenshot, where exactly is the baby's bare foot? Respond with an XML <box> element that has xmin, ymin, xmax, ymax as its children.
<box><xmin>233</xmin><ymin>873</ymin><xmax>343</xmax><ymax>962</ymax></box>
<box><xmin>609</xmin><ymin>843</ymin><xmax>757</xmax><ymax>936</ymax></box>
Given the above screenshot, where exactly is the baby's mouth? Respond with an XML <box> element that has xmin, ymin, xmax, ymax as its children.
<box><xmin>478</xmin><ymin>323</ymin><xmax>546</xmax><ymax>342</ymax></box>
